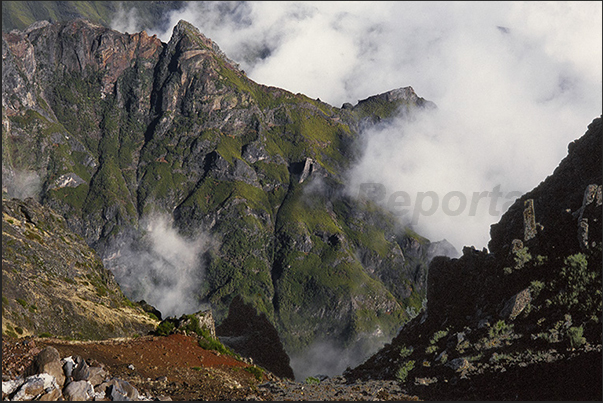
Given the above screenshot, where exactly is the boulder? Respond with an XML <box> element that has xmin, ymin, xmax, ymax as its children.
<box><xmin>500</xmin><ymin>288</ymin><xmax>532</xmax><ymax>321</ymax></box>
<box><xmin>38</xmin><ymin>385</ymin><xmax>62</xmax><ymax>401</ymax></box>
<box><xmin>96</xmin><ymin>378</ymin><xmax>139</xmax><ymax>401</ymax></box>
<box><xmin>72</xmin><ymin>356</ymin><xmax>90</xmax><ymax>382</ymax></box>
<box><xmin>87</xmin><ymin>366</ymin><xmax>108</xmax><ymax>386</ymax></box>
<box><xmin>63</xmin><ymin>380</ymin><xmax>94</xmax><ymax>401</ymax></box>
<box><xmin>25</xmin><ymin>347</ymin><xmax>66</xmax><ymax>388</ymax></box>
<box><xmin>10</xmin><ymin>374</ymin><xmax>60</xmax><ymax>401</ymax></box>
<box><xmin>62</xmin><ymin>356</ymin><xmax>76</xmax><ymax>379</ymax></box>
<box><xmin>445</xmin><ymin>357</ymin><xmax>472</xmax><ymax>373</ymax></box>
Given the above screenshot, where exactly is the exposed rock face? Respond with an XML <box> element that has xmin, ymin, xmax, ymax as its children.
<box><xmin>573</xmin><ymin>184</ymin><xmax>602</xmax><ymax>250</ymax></box>
<box><xmin>499</xmin><ymin>288</ymin><xmax>532</xmax><ymax>321</ymax></box>
<box><xmin>352</xmin><ymin>86</ymin><xmax>437</xmax><ymax>126</ymax></box>
<box><xmin>345</xmin><ymin>116</ymin><xmax>602</xmax><ymax>400</ymax></box>
<box><xmin>522</xmin><ymin>199</ymin><xmax>538</xmax><ymax>241</ymax></box>
<box><xmin>175</xmin><ymin>309</ymin><xmax>216</xmax><ymax>338</ymax></box>
<box><xmin>298</xmin><ymin>158</ymin><xmax>314</xmax><ymax>183</ymax></box>
<box><xmin>0</xmin><ymin>8</ymin><xmax>501</xmax><ymax>382</ymax></box>
<box><xmin>2</xmin><ymin>197</ymin><xmax>158</xmax><ymax>339</ymax></box>
<box><xmin>216</xmin><ymin>296</ymin><xmax>295</xmax><ymax>380</ymax></box>
<box><xmin>2</xmin><ymin>18</ymin><xmax>438</xmax><ymax>356</ymax></box>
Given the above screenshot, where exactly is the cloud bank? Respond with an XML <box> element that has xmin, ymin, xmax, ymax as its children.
<box><xmin>110</xmin><ymin>3</ymin><xmax>142</xmax><ymax>34</ymax></box>
<box><xmin>104</xmin><ymin>213</ymin><xmax>210</xmax><ymax>318</ymax></box>
<box><xmin>112</xmin><ymin>1</ymin><xmax>602</xmax><ymax>250</ymax></box>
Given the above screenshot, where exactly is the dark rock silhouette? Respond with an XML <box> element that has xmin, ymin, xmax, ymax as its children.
<box><xmin>216</xmin><ymin>296</ymin><xmax>295</xmax><ymax>380</ymax></box>
<box><xmin>345</xmin><ymin>116</ymin><xmax>602</xmax><ymax>401</ymax></box>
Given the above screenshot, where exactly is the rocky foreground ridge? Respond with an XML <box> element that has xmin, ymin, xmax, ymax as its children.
<box><xmin>345</xmin><ymin>116</ymin><xmax>603</xmax><ymax>400</ymax></box>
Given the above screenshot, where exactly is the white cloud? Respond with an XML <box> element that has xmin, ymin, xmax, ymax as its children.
<box><xmin>110</xmin><ymin>3</ymin><xmax>142</xmax><ymax>34</ymax></box>
<box><xmin>112</xmin><ymin>0</ymin><xmax>602</xmax><ymax>250</ymax></box>
<box><xmin>289</xmin><ymin>336</ymin><xmax>388</xmax><ymax>381</ymax></box>
<box><xmin>3</xmin><ymin>169</ymin><xmax>42</xmax><ymax>200</ymax></box>
<box><xmin>104</xmin><ymin>213</ymin><xmax>211</xmax><ymax>318</ymax></box>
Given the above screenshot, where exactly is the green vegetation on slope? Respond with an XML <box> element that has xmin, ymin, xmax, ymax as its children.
<box><xmin>2</xmin><ymin>18</ymin><xmax>440</xmax><ymax>356</ymax></box>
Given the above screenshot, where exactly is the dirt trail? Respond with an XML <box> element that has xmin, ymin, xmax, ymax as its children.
<box><xmin>2</xmin><ymin>334</ymin><xmax>420</xmax><ymax>401</ymax></box>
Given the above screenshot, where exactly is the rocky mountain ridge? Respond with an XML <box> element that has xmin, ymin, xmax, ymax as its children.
<box><xmin>2</xmin><ymin>18</ymin><xmax>442</xmax><ymax>368</ymax></box>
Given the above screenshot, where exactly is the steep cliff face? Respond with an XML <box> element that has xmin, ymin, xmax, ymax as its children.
<box><xmin>345</xmin><ymin>116</ymin><xmax>602</xmax><ymax>400</ymax></box>
<box><xmin>2</xmin><ymin>19</ymin><xmax>440</xmax><ymax>356</ymax></box>
<box><xmin>489</xmin><ymin>117</ymin><xmax>602</xmax><ymax>260</ymax></box>
<box><xmin>2</xmin><ymin>197</ymin><xmax>158</xmax><ymax>340</ymax></box>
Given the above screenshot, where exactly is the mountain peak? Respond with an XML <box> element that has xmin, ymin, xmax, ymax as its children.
<box><xmin>168</xmin><ymin>19</ymin><xmax>241</xmax><ymax>71</ymax></box>
<box><xmin>3</xmin><ymin>17</ymin><xmax>440</xmax><ymax>376</ymax></box>
<box><xmin>359</xmin><ymin>86</ymin><xmax>437</xmax><ymax>108</ymax></box>
<box><xmin>351</xmin><ymin>86</ymin><xmax>437</xmax><ymax>123</ymax></box>
<box><xmin>171</xmin><ymin>19</ymin><xmax>208</xmax><ymax>45</ymax></box>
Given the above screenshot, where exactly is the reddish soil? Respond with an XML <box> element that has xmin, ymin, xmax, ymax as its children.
<box><xmin>3</xmin><ymin>334</ymin><xmax>273</xmax><ymax>401</ymax></box>
<box><xmin>40</xmin><ymin>333</ymin><xmax>247</xmax><ymax>377</ymax></box>
<box><xmin>3</xmin><ymin>334</ymin><xmax>422</xmax><ymax>401</ymax></box>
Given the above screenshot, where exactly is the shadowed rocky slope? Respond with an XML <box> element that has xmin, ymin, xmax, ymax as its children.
<box><xmin>216</xmin><ymin>295</ymin><xmax>295</xmax><ymax>380</ymax></box>
<box><xmin>345</xmin><ymin>116</ymin><xmax>602</xmax><ymax>400</ymax></box>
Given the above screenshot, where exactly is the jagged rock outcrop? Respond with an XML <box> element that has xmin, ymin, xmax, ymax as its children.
<box><xmin>345</xmin><ymin>116</ymin><xmax>602</xmax><ymax>400</ymax></box>
<box><xmin>2</xmin><ymin>197</ymin><xmax>158</xmax><ymax>339</ymax></box>
<box><xmin>175</xmin><ymin>310</ymin><xmax>216</xmax><ymax>338</ymax></box>
<box><xmin>216</xmin><ymin>296</ymin><xmax>295</xmax><ymax>380</ymax></box>
<box><xmin>489</xmin><ymin>117</ymin><xmax>602</xmax><ymax>259</ymax></box>
<box><xmin>153</xmin><ymin>309</ymin><xmax>217</xmax><ymax>340</ymax></box>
